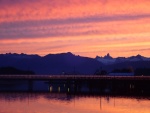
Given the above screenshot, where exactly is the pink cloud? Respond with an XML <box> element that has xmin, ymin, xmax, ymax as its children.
<box><xmin>0</xmin><ymin>0</ymin><xmax>150</xmax><ymax>57</ymax></box>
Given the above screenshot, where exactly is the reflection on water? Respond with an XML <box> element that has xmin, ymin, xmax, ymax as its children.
<box><xmin>0</xmin><ymin>78</ymin><xmax>150</xmax><ymax>113</ymax></box>
<box><xmin>0</xmin><ymin>80</ymin><xmax>150</xmax><ymax>96</ymax></box>
<box><xmin>0</xmin><ymin>92</ymin><xmax>150</xmax><ymax>113</ymax></box>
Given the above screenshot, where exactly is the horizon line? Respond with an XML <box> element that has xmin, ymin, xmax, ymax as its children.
<box><xmin>1</xmin><ymin>52</ymin><xmax>149</xmax><ymax>59</ymax></box>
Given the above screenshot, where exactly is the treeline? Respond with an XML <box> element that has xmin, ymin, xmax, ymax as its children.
<box><xmin>135</xmin><ymin>68</ymin><xmax>150</xmax><ymax>76</ymax></box>
<box><xmin>0</xmin><ymin>66</ymin><xmax>149</xmax><ymax>76</ymax></box>
<box><xmin>95</xmin><ymin>67</ymin><xmax>150</xmax><ymax>76</ymax></box>
<box><xmin>111</xmin><ymin>68</ymin><xmax>134</xmax><ymax>73</ymax></box>
<box><xmin>0</xmin><ymin>67</ymin><xmax>35</xmax><ymax>75</ymax></box>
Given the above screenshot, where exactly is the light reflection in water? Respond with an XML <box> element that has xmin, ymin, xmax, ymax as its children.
<box><xmin>50</xmin><ymin>86</ymin><xmax>53</xmax><ymax>92</ymax></box>
<box><xmin>0</xmin><ymin>93</ymin><xmax>150</xmax><ymax>113</ymax></box>
<box><xmin>58</xmin><ymin>86</ymin><xmax>60</xmax><ymax>92</ymax></box>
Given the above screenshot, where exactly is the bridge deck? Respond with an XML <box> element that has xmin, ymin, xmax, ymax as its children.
<box><xmin>0</xmin><ymin>75</ymin><xmax>150</xmax><ymax>80</ymax></box>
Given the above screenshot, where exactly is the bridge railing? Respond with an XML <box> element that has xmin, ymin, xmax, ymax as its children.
<box><xmin>0</xmin><ymin>75</ymin><xmax>150</xmax><ymax>80</ymax></box>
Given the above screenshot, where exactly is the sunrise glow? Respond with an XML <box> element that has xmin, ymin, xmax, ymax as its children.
<box><xmin>0</xmin><ymin>0</ymin><xmax>150</xmax><ymax>57</ymax></box>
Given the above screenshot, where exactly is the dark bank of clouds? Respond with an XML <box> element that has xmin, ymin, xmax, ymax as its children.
<box><xmin>0</xmin><ymin>0</ymin><xmax>38</xmax><ymax>5</ymax></box>
<box><xmin>0</xmin><ymin>13</ymin><xmax>150</xmax><ymax>39</ymax></box>
<box><xmin>0</xmin><ymin>0</ymin><xmax>108</xmax><ymax>5</ymax></box>
<box><xmin>0</xmin><ymin>0</ymin><xmax>149</xmax><ymax>40</ymax></box>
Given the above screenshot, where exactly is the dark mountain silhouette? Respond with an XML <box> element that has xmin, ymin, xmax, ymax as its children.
<box><xmin>0</xmin><ymin>52</ymin><xmax>103</xmax><ymax>75</ymax></box>
<box><xmin>104</xmin><ymin>53</ymin><xmax>113</xmax><ymax>59</ymax></box>
<box><xmin>103</xmin><ymin>60</ymin><xmax>150</xmax><ymax>72</ymax></box>
<box><xmin>96</xmin><ymin>53</ymin><xmax>150</xmax><ymax>65</ymax></box>
<box><xmin>0</xmin><ymin>52</ymin><xmax>150</xmax><ymax>75</ymax></box>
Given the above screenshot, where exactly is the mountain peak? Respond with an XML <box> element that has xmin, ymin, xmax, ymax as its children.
<box><xmin>64</xmin><ymin>52</ymin><xmax>74</xmax><ymax>56</ymax></box>
<box><xmin>136</xmin><ymin>54</ymin><xmax>144</xmax><ymax>58</ymax></box>
<box><xmin>104</xmin><ymin>53</ymin><xmax>113</xmax><ymax>59</ymax></box>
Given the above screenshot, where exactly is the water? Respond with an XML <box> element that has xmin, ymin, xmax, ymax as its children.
<box><xmin>0</xmin><ymin>92</ymin><xmax>150</xmax><ymax>113</ymax></box>
<box><xmin>0</xmin><ymin>77</ymin><xmax>150</xmax><ymax>113</ymax></box>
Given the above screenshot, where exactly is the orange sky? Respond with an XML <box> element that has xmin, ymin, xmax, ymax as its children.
<box><xmin>0</xmin><ymin>0</ymin><xmax>150</xmax><ymax>58</ymax></box>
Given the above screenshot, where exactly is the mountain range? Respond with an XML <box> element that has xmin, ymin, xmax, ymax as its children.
<box><xmin>0</xmin><ymin>52</ymin><xmax>150</xmax><ymax>75</ymax></box>
<box><xmin>95</xmin><ymin>53</ymin><xmax>150</xmax><ymax>65</ymax></box>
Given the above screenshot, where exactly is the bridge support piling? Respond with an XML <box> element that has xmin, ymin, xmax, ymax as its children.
<box><xmin>28</xmin><ymin>80</ymin><xmax>33</xmax><ymax>92</ymax></box>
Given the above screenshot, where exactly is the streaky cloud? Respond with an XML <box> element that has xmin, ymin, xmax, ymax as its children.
<box><xmin>1</xmin><ymin>13</ymin><xmax>150</xmax><ymax>39</ymax></box>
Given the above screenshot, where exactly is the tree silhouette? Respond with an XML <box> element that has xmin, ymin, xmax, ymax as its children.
<box><xmin>0</xmin><ymin>67</ymin><xmax>35</xmax><ymax>75</ymax></box>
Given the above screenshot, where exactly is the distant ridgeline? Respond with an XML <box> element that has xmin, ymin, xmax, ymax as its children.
<box><xmin>0</xmin><ymin>67</ymin><xmax>35</xmax><ymax>75</ymax></box>
<box><xmin>0</xmin><ymin>52</ymin><xmax>150</xmax><ymax>75</ymax></box>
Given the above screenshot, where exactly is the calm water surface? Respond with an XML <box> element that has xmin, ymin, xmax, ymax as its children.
<box><xmin>0</xmin><ymin>93</ymin><xmax>150</xmax><ymax>113</ymax></box>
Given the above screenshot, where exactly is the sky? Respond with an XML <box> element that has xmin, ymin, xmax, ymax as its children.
<box><xmin>0</xmin><ymin>0</ymin><xmax>150</xmax><ymax>58</ymax></box>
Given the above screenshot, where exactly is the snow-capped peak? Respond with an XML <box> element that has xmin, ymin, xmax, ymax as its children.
<box><xmin>95</xmin><ymin>53</ymin><xmax>115</xmax><ymax>65</ymax></box>
<box><xmin>95</xmin><ymin>54</ymin><xmax>150</xmax><ymax>65</ymax></box>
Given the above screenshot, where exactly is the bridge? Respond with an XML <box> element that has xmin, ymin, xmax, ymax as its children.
<box><xmin>0</xmin><ymin>75</ymin><xmax>150</xmax><ymax>94</ymax></box>
<box><xmin>0</xmin><ymin>75</ymin><xmax>150</xmax><ymax>80</ymax></box>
